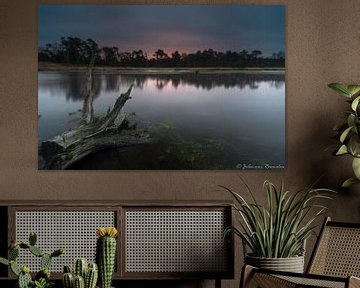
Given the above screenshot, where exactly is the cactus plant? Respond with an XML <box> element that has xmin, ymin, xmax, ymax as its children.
<box><xmin>29</xmin><ymin>246</ymin><xmax>45</xmax><ymax>257</ymax></box>
<box><xmin>35</xmin><ymin>268</ymin><xmax>51</xmax><ymax>282</ymax></box>
<box><xmin>19</xmin><ymin>268</ymin><xmax>32</xmax><ymax>288</ymax></box>
<box><xmin>9</xmin><ymin>247</ymin><xmax>20</xmax><ymax>260</ymax></box>
<box><xmin>29</xmin><ymin>232</ymin><xmax>37</xmax><ymax>246</ymax></box>
<box><xmin>74</xmin><ymin>258</ymin><xmax>88</xmax><ymax>279</ymax></box>
<box><xmin>73</xmin><ymin>275</ymin><xmax>85</xmax><ymax>288</ymax></box>
<box><xmin>41</xmin><ymin>254</ymin><xmax>52</xmax><ymax>270</ymax></box>
<box><xmin>85</xmin><ymin>262</ymin><xmax>98</xmax><ymax>288</ymax></box>
<box><xmin>10</xmin><ymin>260</ymin><xmax>21</xmax><ymax>276</ymax></box>
<box><xmin>96</xmin><ymin>227</ymin><xmax>118</xmax><ymax>288</ymax></box>
<box><xmin>0</xmin><ymin>257</ymin><xmax>9</xmax><ymax>266</ymax></box>
<box><xmin>63</xmin><ymin>272</ymin><xmax>74</xmax><ymax>288</ymax></box>
<box><xmin>0</xmin><ymin>232</ymin><xmax>63</xmax><ymax>288</ymax></box>
<box><xmin>63</xmin><ymin>259</ymin><xmax>98</xmax><ymax>288</ymax></box>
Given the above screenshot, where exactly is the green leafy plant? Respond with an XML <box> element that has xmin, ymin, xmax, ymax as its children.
<box><xmin>0</xmin><ymin>232</ymin><xmax>63</xmax><ymax>288</ymax></box>
<box><xmin>328</xmin><ymin>83</ymin><xmax>360</xmax><ymax>187</ymax></box>
<box><xmin>220</xmin><ymin>179</ymin><xmax>335</xmax><ymax>258</ymax></box>
<box><xmin>33</xmin><ymin>278</ymin><xmax>54</xmax><ymax>288</ymax></box>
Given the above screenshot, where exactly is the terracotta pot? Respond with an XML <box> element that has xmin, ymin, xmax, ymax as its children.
<box><xmin>245</xmin><ymin>254</ymin><xmax>305</xmax><ymax>273</ymax></box>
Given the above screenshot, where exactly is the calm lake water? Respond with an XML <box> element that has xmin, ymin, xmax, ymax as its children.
<box><xmin>38</xmin><ymin>71</ymin><xmax>285</xmax><ymax>169</ymax></box>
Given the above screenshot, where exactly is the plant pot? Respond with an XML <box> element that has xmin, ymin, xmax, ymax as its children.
<box><xmin>245</xmin><ymin>254</ymin><xmax>304</xmax><ymax>273</ymax></box>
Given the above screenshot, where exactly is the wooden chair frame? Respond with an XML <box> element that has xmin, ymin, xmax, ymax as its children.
<box><xmin>241</xmin><ymin>217</ymin><xmax>360</xmax><ymax>288</ymax></box>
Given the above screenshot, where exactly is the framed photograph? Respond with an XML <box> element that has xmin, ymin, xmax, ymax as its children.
<box><xmin>38</xmin><ymin>5</ymin><xmax>285</xmax><ymax>170</ymax></box>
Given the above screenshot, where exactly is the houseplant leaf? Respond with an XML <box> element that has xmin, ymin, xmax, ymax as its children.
<box><xmin>342</xmin><ymin>177</ymin><xmax>360</xmax><ymax>188</ymax></box>
<box><xmin>340</xmin><ymin>126</ymin><xmax>353</xmax><ymax>143</ymax></box>
<box><xmin>351</xmin><ymin>96</ymin><xmax>360</xmax><ymax>111</ymax></box>
<box><xmin>347</xmin><ymin>85</ymin><xmax>360</xmax><ymax>97</ymax></box>
<box><xmin>335</xmin><ymin>145</ymin><xmax>348</xmax><ymax>155</ymax></box>
<box><xmin>220</xmin><ymin>178</ymin><xmax>335</xmax><ymax>258</ymax></box>
<box><xmin>328</xmin><ymin>83</ymin><xmax>351</xmax><ymax>97</ymax></box>
<box><xmin>352</xmin><ymin>157</ymin><xmax>360</xmax><ymax>179</ymax></box>
<box><xmin>329</xmin><ymin>82</ymin><xmax>360</xmax><ymax>186</ymax></box>
<box><xmin>347</xmin><ymin>114</ymin><xmax>356</xmax><ymax>130</ymax></box>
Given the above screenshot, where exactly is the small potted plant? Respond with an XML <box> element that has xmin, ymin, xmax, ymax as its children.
<box><xmin>62</xmin><ymin>258</ymin><xmax>98</xmax><ymax>288</ymax></box>
<box><xmin>0</xmin><ymin>232</ymin><xmax>64</xmax><ymax>288</ymax></box>
<box><xmin>328</xmin><ymin>83</ymin><xmax>360</xmax><ymax>187</ymax></box>
<box><xmin>220</xmin><ymin>178</ymin><xmax>334</xmax><ymax>273</ymax></box>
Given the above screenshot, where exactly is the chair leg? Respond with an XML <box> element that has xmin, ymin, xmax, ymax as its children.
<box><xmin>215</xmin><ymin>278</ymin><xmax>221</xmax><ymax>288</ymax></box>
<box><xmin>240</xmin><ymin>265</ymin><xmax>255</xmax><ymax>288</ymax></box>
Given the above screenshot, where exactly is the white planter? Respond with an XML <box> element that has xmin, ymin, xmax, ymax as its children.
<box><xmin>245</xmin><ymin>254</ymin><xmax>305</xmax><ymax>273</ymax></box>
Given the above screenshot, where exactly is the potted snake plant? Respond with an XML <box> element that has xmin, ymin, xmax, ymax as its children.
<box><xmin>220</xmin><ymin>178</ymin><xmax>334</xmax><ymax>273</ymax></box>
<box><xmin>328</xmin><ymin>83</ymin><xmax>360</xmax><ymax>187</ymax></box>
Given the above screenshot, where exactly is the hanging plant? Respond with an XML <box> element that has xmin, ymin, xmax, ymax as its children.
<box><xmin>328</xmin><ymin>83</ymin><xmax>360</xmax><ymax>187</ymax></box>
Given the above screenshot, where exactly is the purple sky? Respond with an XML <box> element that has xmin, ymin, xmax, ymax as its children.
<box><xmin>38</xmin><ymin>5</ymin><xmax>285</xmax><ymax>57</ymax></box>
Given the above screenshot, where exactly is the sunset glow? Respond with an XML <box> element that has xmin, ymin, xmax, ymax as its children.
<box><xmin>38</xmin><ymin>5</ymin><xmax>284</xmax><ymax>57</ymax></box>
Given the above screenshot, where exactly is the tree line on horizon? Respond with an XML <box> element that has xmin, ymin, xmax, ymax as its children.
<box><xmin>38</xmin><ymin>36</ymin><xmax>285</xmax><ymax>68</ymax></box>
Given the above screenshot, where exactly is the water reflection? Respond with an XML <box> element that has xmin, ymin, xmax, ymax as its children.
<box><xmin>132</xmin><ymin>73</ymin><xmax>284</xmax><ymax>91</ymax></box>
<box><xmin>38</xmin><ymin>71</ymin><xmax>285</xmax><ymax>169</ymax></box>
<box><xmin>39</xmin><ymin>72</ymin><xmax>284</xmax><ymax>102</ymax></box>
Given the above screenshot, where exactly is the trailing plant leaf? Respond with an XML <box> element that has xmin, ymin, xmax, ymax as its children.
<box><xmin>333</xmin><ymin>122</ymin><xmax>348</xmax><ymax>132</ymax></box>
<box><xmin>328</xmin><ymin>83</ymin><xmax>351</xmax><ymax>97</ymax></box>
<box><xmin>329</xmin><ymin>82</ymin><xmax>360</xmax><ymax>186</ymax></box>
<box><xmin>342</xmin><ymin>177</ymin><xmax>360</xmax><ymax>188</ymax></box>
<box><xmin>347</xmin><ymin>85</ymin><xmax>360</xmax><ymax>97</ymax></box>
<box><xmin>340</xmin><ymin>126</ymin><xmax>353</xmax><ymax>143</ymax></box>
<box><xmin>336</xmin><ymin>144</ymin><xmax>348</xmax><ymax>155</ymax></box>
<box><xmin>352</xmin><ymin>157</ymin><xmax>360</xmax><ymax>179</ymax></box>
<box><xmin>350</xmin><ymin>135</ymin><xmax>360</xmax><ymax>156</ymax></box>
<box><xmin>351</xmin><ymin>96</ymin><xmax>360</xmax><ymax>111</ymax></box>
<box><xmin>348</xmin><ymin>114</ymin><xmax>356</xmax><ymax>129</ymax></box>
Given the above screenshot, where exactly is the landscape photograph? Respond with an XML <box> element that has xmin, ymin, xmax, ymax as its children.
<box><xmin>38</xmin><ymin>5</ymin><xmax>285</xmax><ymax>170</ymax></box>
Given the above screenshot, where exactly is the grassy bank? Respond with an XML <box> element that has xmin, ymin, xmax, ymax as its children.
<box><xmin>38</xmin><ymin>62</ymin><xmax>285</xmax><ymax>74</ymax></box>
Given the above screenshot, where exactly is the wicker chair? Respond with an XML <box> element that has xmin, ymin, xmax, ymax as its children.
<box><xmin>241</xmin><ymin>217</ymin><xmax>360</xmax><ymax>288</ymax></box>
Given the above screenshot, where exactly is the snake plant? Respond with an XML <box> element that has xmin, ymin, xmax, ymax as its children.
<box><xmin>328</xmin><ymin>83</ymin><xmax>360</xmax><ymax>187</ymax></box>
<box><xmin>220</xmin><ymin>178</ymin><xmax>335</xmax><ymax>258</ymax></box>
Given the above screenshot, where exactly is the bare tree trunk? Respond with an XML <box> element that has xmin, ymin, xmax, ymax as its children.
<box><xmin>39</xmin><ymin>67</ymin><xmax>151</xmax><ymax>169</ymax></box>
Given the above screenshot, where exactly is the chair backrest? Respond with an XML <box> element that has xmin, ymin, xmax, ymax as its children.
<box><xmin>307</xmin><ymin>217</ymin><xmax>360</xmax><ymax>277</ymax></box>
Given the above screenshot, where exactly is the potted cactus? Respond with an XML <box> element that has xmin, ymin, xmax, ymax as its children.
<box><xmin>62</xmin><ymin>258</ymin><xmax>98</xmax><ymax>288</ymax></box>
<box><xmin>96</xmin><ymin>227</ymin><xmax>118</xmax><ymax>288</ymax></box>
<box><xmin>0</xmin><ymin>232</ymin><xmax>64</xmax><ymax>288</ymax></box>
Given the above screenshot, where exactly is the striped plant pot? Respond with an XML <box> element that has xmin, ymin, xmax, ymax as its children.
<box><xmin>245</xmin><ymin>254</ymin><xmax>305</xmax><ymax>273</ymax></box>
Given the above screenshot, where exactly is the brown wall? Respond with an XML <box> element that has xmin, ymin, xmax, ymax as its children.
<box><xmin>1</xmin><ymin>0</ymin><xmax>360</xmax><ymax>287</ymax></box>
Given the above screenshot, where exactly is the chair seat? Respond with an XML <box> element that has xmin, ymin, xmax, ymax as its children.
<box><xmin>242</xmin><ymin>265</ymin><xmax>360</xmax><ymax>288</ymax></box>
<box><xmin>277</xmin><ymin>275</ymin><xmax>346</xmax><ymax>288</ymax></box>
